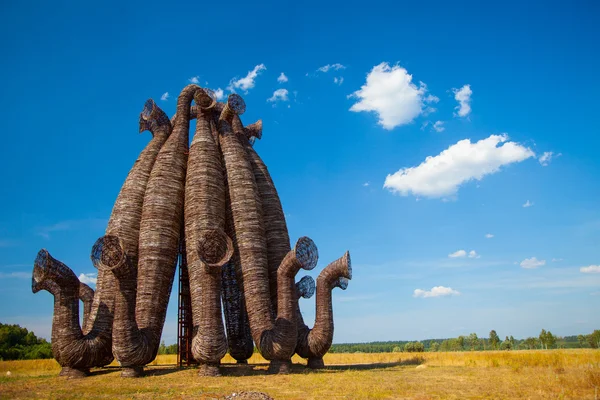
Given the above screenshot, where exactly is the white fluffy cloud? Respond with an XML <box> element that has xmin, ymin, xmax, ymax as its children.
<box><xmin>523</xmin><ymin>200</ymin><xmax>534</xmax><ymax>208</ymax></box>
<box><xmin>78</xmin><ymin>273</ymin><xmax>97</xmax><ymax>286</ymax></box>
<box><xmin>188</xmin><ymin>76</ymin><xmax>200</xmax><ymax>84</ymax></box>
<box><xmin>520</xmin><ymin>257</ymin><xmax>546</xmax><ymax>269</ymax></box>
<box><xmin>448</xmin><ymin>249</ymin><xmax>479</xmax><ymax>258</ymax></box>
<box><xmin>267</xmin><ymin>89</ymin><xmax>289</xmax><ymax>103</ymax></box>
<box><xmin>453</xmin><ymin>84</ymin><xmax>472</xmax><ymax>117</ymax></box>
<box><xmin>433</xmin><ymin>121</ymin><xmax>445</xmax><ymax>132</ymax></box>
<box><xmin>349</xmin><ymin>62</ymin><xmax>438</xmax><ymax>130</ymax></box>
<box><xmin>214</xmin><ymin>88</ymin><xmax>224</xmax><ymax>100</ymax></box>
<box><xmin>468</xmin><ymin>250</ymin><xmax>480</xmax><ymax>259</ymax></box>
<box><xmin>580</xmin><ymin>265</ymin><xmax>600</xmax><ymax>274</ymax></box>
<box><xmin>228</xmin><ymin>64</ymin><xmax>266</xmax><ymax>93</ymax></box>
<box><xmin>414</xmin><ymin>286</ymin><xmax>460</xmax><ymax>298</ymax></box>
<box><xmin>160</xmin><ymin>92</ymin><xmax>169</xmax><ymax>101</ymax></box>
<box><xmin>384</xmin><ymin>134</ymin><xmax>535</xmax><ymax>198</ymax></box>
<box><xmin>318</xmin><ymin>63</ymin><xmax>346</xmax><ymax>73</ymax></box>
<box><xmin>277</xmin><ymin>73</ymin><xmax>288</xmax><ymax>83</ymax></box>
<box><xmin>485</xmin><ymin>233</ymin><xmax>494</xmax><ymax>239</ymax></box>
<box><xmin>448</xmin><ymin>250</ymin><xmax>467</xmax><ymax>258</ymax></box>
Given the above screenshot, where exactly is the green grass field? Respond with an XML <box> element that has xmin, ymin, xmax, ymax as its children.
<box><xmin>1</xmin><ymin>350</ymin><xmax>599</xmax><ymax>399</ymax></box>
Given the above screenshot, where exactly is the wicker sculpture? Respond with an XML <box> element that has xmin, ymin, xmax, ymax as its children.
<box><xmin>32</xmin><ymin>85</ymin><xmax>351</xmax><ymax>378</ymax></box>
<box><xmin>31</xmin><ymin>98</ymin><xmax>172</xmax><ymax>377</ymax></box>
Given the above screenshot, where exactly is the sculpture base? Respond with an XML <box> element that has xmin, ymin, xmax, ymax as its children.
<box><xmin>267</xmin><ymin>360</ymin><xmax>291</xmax><ymax>374</ymax></box>
<box><xmin>59</xmin><ymin>367</ymin><xmax>89</xmax><ymax>378</ymax></box>
<box><xmin>307</xmin><ymin>357</ymin><xmax>325</xmax><ymax>369</ymax></box>
<box><xmin>121</xmin><ymin>366</ymin><xmax>145</xmax><ymax>378</ymax></box>
<box><xmin>198</xmin><ymin>363</ymin><xmax>221</xmax><ymax>377</ymax></box>
<box><xmin>236</xmin><ymin>359</ymin><xmax>248</xmax><ymax>364</ymax></box>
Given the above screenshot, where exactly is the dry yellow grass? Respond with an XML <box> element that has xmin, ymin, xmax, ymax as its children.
<box><xmin>1</xmin><ymin>350</ymin><xmax>599</xmax><ymax>399</ymax></box>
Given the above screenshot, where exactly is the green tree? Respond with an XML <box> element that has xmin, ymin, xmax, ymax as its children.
<box><xmin>588</xmin><ymin>330</ymin><xmax>600</xmax><ymax>349</ymax></box>
<box><xmin>429</xmin><ymin>342</ymin><xmax>440</xmax><ymax>352</ymax></box>
<box><xmin>524</xmin><ymin>337</ymin><xmax>538</xmax><ymax>350</ymax></box>
<box><xmin>500</xmin><ymin>336</ymin><xmax>512</xmax><ymax>350</ymax></box>
<box><xmin>457</xmin><ymin>336</ymin><xmax>465</xmax><ymax>351</ymax></box>
<box><xmin>468</xmin><ymin>333</ymin><xmax>479</xmax><ymax>351</ymax></box>
<box><xmin>489</xmin><ymin>330</ymin><xmax>500</xmax><ymax>350</ymax></box>
<box><xmin>578</xmin><ymin>334</ymin><xmax>587</xmax><ymax>348</ymax></box>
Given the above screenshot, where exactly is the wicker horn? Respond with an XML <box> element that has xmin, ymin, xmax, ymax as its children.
<box><xmin>78</xmin><ymin>283</ymin><xmax>94</xmax><ymax>324</ymax></box>
<box><xmin>295</xmin><ymin>251</ymin><xmax>352</xmax><ymax>369</ymax></box>
<box><xmin>234</xmin><ymin>116</ymin><xmax>287</xmax><ymax>316</ymax></box>
<box><xmin>110</xmin><ymin>84</ymin><xmax>198</xmax><ymax>378</ymax></box>
<box><xmin>70</xmin><ymin>97</ymin><xmax>173</xmax><ymax>373</ymax></box>
<box><xmin>219</xmin><ymin>94</ymin><xmax>255</xmax><ymax>364</ymax></box>
<box><xmin>220</xmin><ymin>94</ymin><xmax>307</xmax><ymax>373</ymax></box>
<box><xmin>185</xmin><ymin>88</ymin><xmax>232</xmax><ymax>376</ymax></box>
<box><xmin>30</xmin><ymin>249</ymin><xmax>112</xmax><ymax>378</ymax></box>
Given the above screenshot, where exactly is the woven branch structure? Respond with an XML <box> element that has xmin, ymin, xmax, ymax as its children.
<box><xmin>32</xmin><ymin>86</ymin><xmax>352</xmax><ymax>378</ymax></box>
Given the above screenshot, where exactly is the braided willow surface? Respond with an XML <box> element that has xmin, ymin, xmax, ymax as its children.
<box><xmin>109</xmin><ymin>85</ymin><xmax>198</xmax><ymax>376</ymax></box>
<box><xmin>235</xmin><ymin>117</ymin><xmax>289</xmax><ymax>316</ymax></box>
<box><xmin>32</xmin><ymin>250</ymin><xmax>112</xmax><ymax>377</ymax></box>
<box><xmin>32</xmin><ymin>89</ymin><xmax>352</xmax><ymax>377</ymax></box>
<box><xmin>296</xmin><ymin>251</ymin><xmax>352</xmax><ymax>368</ymax></box>
<box><xmin>85</xmin><ymin>99</ymin><xmax>172</xmax><ymax>339</ymax></box>
<box><xmin>78</xmin><ymin>283</ymin><xmax>94</xmax><ymax>324</ymax></box>
<box><xmin>184</xmin><ymin>89</ymin><xmax>232</xmax><ymax>376</ymax></box>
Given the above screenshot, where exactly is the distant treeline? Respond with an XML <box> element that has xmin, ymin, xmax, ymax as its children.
<box><xmin>330</xmin><ymin>329</ymin><xmax>600</xmax><ymax>353</ymax></box>
<box><xmin>3</xmin><ymin>323</ymin><xmax>599</xmax><ymax>360</ymax></box>
<box><xmin>0</xmin><ymin>323</ymin><xmax>53</xmax><ymax>360</ymax></box>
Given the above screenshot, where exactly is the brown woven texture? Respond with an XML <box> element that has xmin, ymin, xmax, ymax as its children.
<box><xmin>108</xmin><ymin>85</ymin><xmax>197</xmax><ymax>376</ymax></box>
<box><xmin>219</xmin><ymin>94</ymin><xmax>320</xmax><ymax>369</ymax></box>
<box><xmin>31</xmin><ymin>250</ymin><xmax>111</xmax><ymax>377</ymax></box>
<box><xmin>234</xmin><ymin>117</ymin><xmax>289</xmax><ymax>316</ymax></box>
<box><xmin>86</xmin><ymin>98</ymin><xmax>172</xmax><ymax>338</ymax></box>
<box><xmin>222</xmin><ymin>174</ymin><xmax>255</xmax><ymax>363</ymax></box>
<box><xmin>295</xmin><ymin>252</ymin><xmax>352</xmax><ymax>367</ymax></box>
<box><xmin>184</xmin><ymin>89</ymin><xmax>232</xmax><ymax>375</ymax></box>
<box><xmin>78</xmin><ymin>283</ymin><xmax>94</xmax><ymax>324</ymax></box>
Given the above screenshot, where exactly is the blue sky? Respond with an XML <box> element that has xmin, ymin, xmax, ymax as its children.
<box><xmin>0</xmin><ymin>0</ymin><xmax>599</xmax><ymax>345</ymax></box>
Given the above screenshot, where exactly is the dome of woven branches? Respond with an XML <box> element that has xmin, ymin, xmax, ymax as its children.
<box><xmin>32</xmin><ymin>85</ymin><xmax>352</xmax><ymax>378</ymax></box>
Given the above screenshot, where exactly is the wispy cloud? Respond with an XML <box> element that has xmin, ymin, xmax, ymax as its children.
<box><xmin>520</xmin><ymin>257</ymin><xmax>546</xmax><ymax>269</ymax></box>
<box><xmin>267</xmin><ymin>88</ymin><xmax>289</xmax><ymax>104</ymax></box>
<box><xmin>414</xmin><ymin>286</ymin><xmax>460</xmax><ymax>298</ymax></box>
<box><xmin>228</xmin><ymin>64</ymin><xmax>266</xmax><ymax>93</ymax></box>
<box><xmin>0</xmin><ymin>272</ymin><xmax>30</xmax><ymax>279</ymax></box>
<box><xmin>317</xmin><ymin>63</ymin><xmax>346</xmax><ymax>73</ymax></box>
<box><xmin>453</xmin><ymin>84</ymin><xmax>472</xmax><ymax>117</ymax></box>
<box><xmin>485</xmin><ymin>233</ymin><xmax>494</xmax><ymax>239</ymax></box>
<box><xmin>35</xmin><ymin>218</ymin><xmax>107</xmax><ymax>239</ymax></box>
<box><xmin>431</xmin><ymin>121</ymin><xmax>444</xmax><ymax>132</ymax></box>
<box><xmin>539</xmin><ymin>151</ymin><xmax>561</xmax><ymax>166</ymax></box>
<box><xmin>277</xmin><ymin>72</ymin><xmax>288</xmax><ymax>83</ymax></box>
<box><xmin>552</xmin><ymin>258</ymin><xmax>563</xmax><ymax>262</ymax></box>
<box><xmin>349</xmin><ymin>62</ymin><xmax>438</xmax><ymax>130</ymax></box>
<box><xmin>0</xmin><ymin>239</ymin><xmax>17</xmax><ymax>247</ymax></box>
<box><xmin>363</xmin><ymin>182</ymin><xmax>370</xmax><ymax>187</ymax></box>
<box><xmin>188</xmin><ymin>76</ymin><xmax>200</xmax><ymax>84</ymax></box>
<box><xmin>78</xmin><ymin>273</ymin><xmax>97</xmax><ymax>286</ymax></box>
<box><xmin>384</xmin><ymin>134</ymin><xmax>534</xmax><ymax>198</ymax></box>
<box><xmin>334</xmin><ymin>76</ymin><xmax>344</xmax><ymax>85</ymax></box>
<box><xmin>448</xmin><ymin>250</ymin><xmax>466</xmax><ymax>258</ymax></box>
<box><xmin>580</xmin><ymin>265</ymin><xmax>600</xmax><ymax>274</ymax></box>
<box><xmin>523</xmin><ymin>200</ymin><xmax>534</xmax><ymax>208</ymax></box>
<box><xmin>160</xmin><ymin>92</ymin><xmax>169</xmax><ymax>101</ymax></box>
<box><xmin>468</xmin><ymin>250</ymin><xmax>480</xmax><ymax>259</ymax></box>
<box><xmin>214</xmin><ymin>88</ymin><xmax>224</xmax><ymax>100</ymax></box>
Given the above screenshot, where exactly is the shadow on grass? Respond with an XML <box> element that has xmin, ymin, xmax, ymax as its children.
<box><xmin>92</xmin><ymin>356</ymin><xmax>426</xmax><ymax>378</ymax></box>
